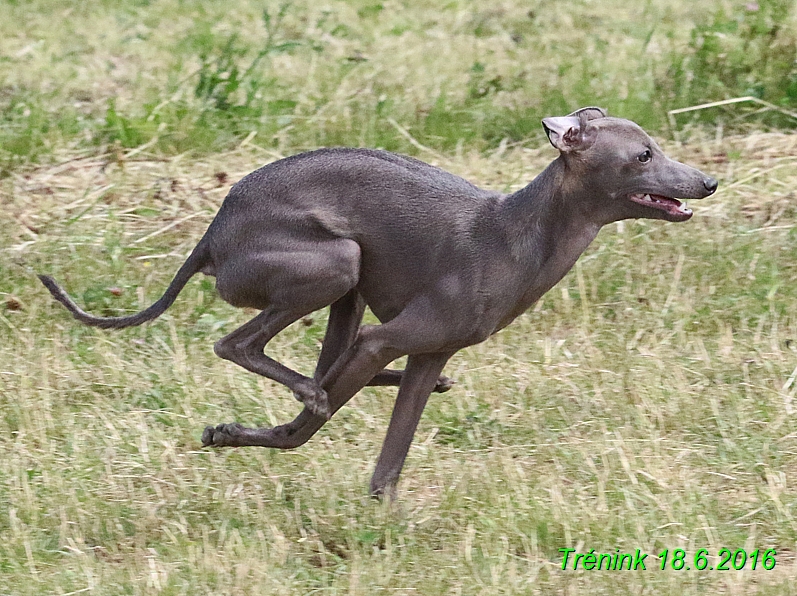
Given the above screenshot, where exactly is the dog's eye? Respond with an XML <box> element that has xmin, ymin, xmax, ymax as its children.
<box><xmin>638</xmin><ymin>149</ymin><xmax>652</xmax><ymax>163</ymax></box>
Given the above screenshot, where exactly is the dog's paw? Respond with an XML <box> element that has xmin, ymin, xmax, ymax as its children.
<box><xmin>434</xmin><ymin>375</ymin><xmax>455</xmax><ymax>393</ymax></box>
<box><xmin>202</xmin><ymin>422</ymin><xmax>244</xmax><ymax>447</ymax></box>
<box><xmin>369</xmin><ymin>480</ymin><xmax>399</xmax><ymax>503</ymax></box>
<box><xmin>293</xmin><ymin>381</ymin><xmax>331</xmax><ymax>419</ymax></box>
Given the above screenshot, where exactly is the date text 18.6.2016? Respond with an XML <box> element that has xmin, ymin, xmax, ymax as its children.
<box><xmin>559</xmin><ymin>548</ymin><xmax>777</xmax><ymax>571</ymax></box>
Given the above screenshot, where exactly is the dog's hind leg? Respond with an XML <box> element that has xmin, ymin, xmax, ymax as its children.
<box><xmin>204</xmin><ymin>303</ymin><xmax>447</xmax><ymax>450</ymax></box>
<box><xmin>211</xmin><ymin>237</ymin><xmax>362</xmax><ymax>418</ymax></box>
<box><xmin>369</xmin><ymin>368</ymin><xmax>455</xmax><ymax>393</ymax></box>
<box><xmin>202</xmin><ymin>405</ymin><xmax>324</xmax><ymax>449</ymax></box>
<box><xmin>202</xmin><ymin>293</ymin><xmax>347</xmax><ymax>449</ymax></box>
<box><xmin>213</xmin><ymin>307</ymin><xmax>330</xmax><ymax>415</ymax></box>
<box><xmin>202</xmin><ymin>291</ymin><xmax>350</xmax><ymax>451</ymax></box>
<box><xmin>313</xmin><ymin>288</ymin><xmax>366</xmax><ymax>384</ymax></box>
<box><xmin>204</xmin><ymin>319</ymin><xmax>404</xmax><ymax>450</ymax></box>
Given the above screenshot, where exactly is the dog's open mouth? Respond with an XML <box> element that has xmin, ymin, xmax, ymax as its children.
<box><xmin>628</xmin><ymin>193</ymin><xmax>692</xmax><ymax>219</ymax></box>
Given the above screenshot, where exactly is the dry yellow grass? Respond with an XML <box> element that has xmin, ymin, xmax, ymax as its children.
<box><xmin>2</xmin><ymin>130</ymin><xmax>797</xmax><ymax>594</ymax></box>
<box><xmin>2</xmin><ymin>0</ymin><xmax>797</xmax><ymax>593</ymax></box>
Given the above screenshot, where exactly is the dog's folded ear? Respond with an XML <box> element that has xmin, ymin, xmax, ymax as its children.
<box><xmin>542</xmin><ymin>107</ymin><xmax>605</xmax><ymax>152</ymax></box>
<box><xmin>541</xmin><ymin>118</ymin><xmax>594</xmax><ymax>153</ymax></box>
<box><xmin>541</xmin><ymin>116</ymin><xmax>580</xmax><ymax>152</ymax></box>
<box><xmin>567</xmin><ymin>106</ymin><xmax>607</xmax><ymax>121</ymax></box>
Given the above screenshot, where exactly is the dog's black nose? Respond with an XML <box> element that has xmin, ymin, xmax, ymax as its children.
<box><xmin>704</xmin><ymin>177</ymin><xmax>718</xmax><ymax>193</ymax></box>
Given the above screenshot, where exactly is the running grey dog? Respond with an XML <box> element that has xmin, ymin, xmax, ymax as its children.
<box><xmin>40</xmin><ymin>107</ymin><xmax>717</xmax><ymax>497</ymax></box>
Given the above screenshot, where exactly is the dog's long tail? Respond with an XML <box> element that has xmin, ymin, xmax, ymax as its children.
<box><xmin>38</xmin><ymin>239</ymin><xmax>211</xmax><ymax>329</ymax></box>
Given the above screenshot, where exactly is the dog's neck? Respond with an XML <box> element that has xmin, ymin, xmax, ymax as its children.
<box><xmin>496</xmin><ymin>156</ymin><xmax>602</xmax><ymax>323</ymax></box>
<box><xmin>500</xmin><ymin>156</ymin><xmax>601</xmax><ymax>266</ymax></box>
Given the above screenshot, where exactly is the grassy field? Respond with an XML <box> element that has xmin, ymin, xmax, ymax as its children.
<box><xmin>2</xmin><ymin>0</ymin><xmax>797</xmax><ymax>594</ymax></box>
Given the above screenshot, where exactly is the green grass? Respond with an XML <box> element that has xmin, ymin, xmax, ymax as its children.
<box><xmin>2</xmin><ymin>0</ymin><xmax>796</xmax><ymax>173</ymax></box>
<box><xmin>2</xmin><ymin>0</ymin><xmax>797</xmax><ymax>594</ymax></box>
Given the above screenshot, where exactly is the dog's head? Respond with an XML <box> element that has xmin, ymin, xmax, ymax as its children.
<box><xmin>542</xmin><ymin>107</ymin><xmax>717</xmax><ymax>223</ymax></box>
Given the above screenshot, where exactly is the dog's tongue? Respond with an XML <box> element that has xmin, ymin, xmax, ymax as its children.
<box><xmin>630</xmin><ymin>193</ymin><xmax>691</xmax><ymax>216</ymax></box>
<box><xmin>650</xmin><ymin>194</ymin><xmax>690</xmax><ymax>215</ymax></box>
